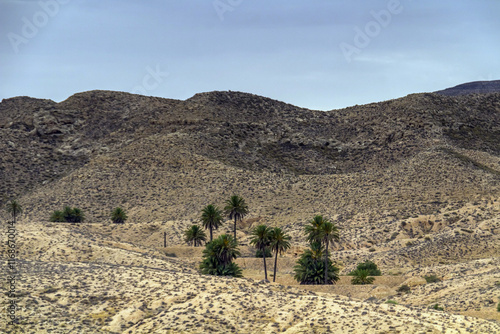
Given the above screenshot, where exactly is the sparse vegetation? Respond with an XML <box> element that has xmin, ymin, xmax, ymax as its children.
<box><xmin>430</xmin><ymin>304</ymin><xmax>444</xmax><ymax>311</ymax></box>
<box><xmin>184</xmin><ymin>225</ymin><xmax>207</xmax><ymax>247</ymax></box>
<box><xmin>386</xmin><ymin>300</ymin><xmax>398</xmax><ymax>305</ymax></box>
<box><xmin>497</xmin><ymin>301</ymin><xmax>500</xmax><ymax>312</ymax></box>
<box><xmin>111</xmin><ymin>207</ymin><xmax>128</xmax><ymax>224</ymax></box>
<box><xmin>423</xmin><ymin>275</ymin><xmax>441</xmax><ymax>284</ymax></box>
<box><xmin>397</xmin><ymin>284</ymin><xmax>411</xmax><ymax>294</ymax></box>
<box><xmin>199</xmin><ymin>234</ymin><xmax>242</xmax><ymax>277</ymax></box>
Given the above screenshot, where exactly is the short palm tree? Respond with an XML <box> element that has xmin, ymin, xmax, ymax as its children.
<box><xmin>269</xmin><ymin>227</ymin><xmax>291</xmax><ymax>282</ymax></box>
<box><xmin>111</xmin><ymin>207</ymin><xmax>128</xmax><ymax>224</ymax></box>
<box><xmin>351</xmin><ymin>269</ymin><xmax>375</xmax><ymax>285</ymax></box>
<box><xmin>185</xmin><ymin>225</ymin><xmax>207</xmax><ymax>247</ymax></box>
<box><xmin>201</xmin><ymin>204</ymin><xmax>223</xmax><ymax>242</ymax></box>
<box><xmin>6</xmin><ymin>200</ymin><xmax>22</xmax><ymax>223</ymax></box>
<box><xmin>199</xmin><ymin>234</ymin><xmax>242</xmax><ymax>277</ymax></box>
<box><xmin>250</xmin><ymin>224</ymin><xmax>271</xmax><ymax>281</ymax></box>
<box><xmin>50</xmin><ymin>210</ymin><xmax>65</xmax><ymax>222</ymax></box>
<box><xmin>293</xmin><ymin>241</ymin><xmax>339</xmax><ymax>285</ymax></box>
<box><xmin>71</xmin><ymin>208</ymin><xmax>85</xmax><ymax>223</ymax></box>
<box><xmin>224</xmin><ymin>195</ymin><xmax>248</xmax><ymax>242</ymax></box>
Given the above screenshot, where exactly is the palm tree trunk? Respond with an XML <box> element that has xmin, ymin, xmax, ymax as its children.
<box><xmin>324</xmin><ymin>241</ymin><xmax>329</xmax><ymax>284</ymax></box>
<box><xmin>234</xmin><ymin>217</ymin><xmax>237</xmax><ymax>241</ymax></box>
<box><xmin>210</xmin><ymin>227</ymin><xmax>213</xmax><ymax>242</ymax></box>
<box><xmin>263</xmin><ymin>247</ymin><xmax>268</xmax><ymax>281</ymax></box>
<box><xmin>273</xmin><ymin>246</ymin><xmax>278</xmax><ymax>282</ymax></box>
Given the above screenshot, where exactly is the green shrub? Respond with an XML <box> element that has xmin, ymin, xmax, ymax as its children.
<box><xmin>497</xmin><ymin>301</ymin><xmax>500</xmax><ymax>312</ymax></box>
<box><xmin>348</xmin><ymin>260</ymin><xmax>381</xmax><ymax>276</ymax></box>
<box><xmin>255</xmin><ymin>248</ymin><xmax>272</xmax><ymax>258</ymax></box>
<box><xmin>423</xmin><ymin>275</ymin><xmax>441</xmax><ymax>283</ymax></box>
<box><xmin>397</xmin><ymin>284</ymin><xmax>411</xmax><ymax>294</ymax></box>
<box><xmin>430</xmin><ymin>304</ymin><xmax>444</xmax><ymax>311</ymax></box>
<box><xmin>386</xmin><ymin>300</ymin><xmax>398</xmax><ymax>305</ymax></box>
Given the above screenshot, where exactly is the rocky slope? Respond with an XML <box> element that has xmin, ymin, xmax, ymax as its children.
<box><xmin>435</xmin><ymin>80</ymin><xmax>500</xmax><ymax>96</ymax></box>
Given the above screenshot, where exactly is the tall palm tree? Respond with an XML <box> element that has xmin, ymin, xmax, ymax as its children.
<box><xmin>269</xmin><ymin>227</ymin><xmax>291</xmax><ymax>282</ymax></box>
<box><xmin>184</xmin><ymin>225</ymin><xmax>207</xmax><ymax>247</ymax></box>
<box><xmin>6</xmin><ymin>200</ymin><xmax>22</xmax><ymax>223</ymax></box>
<box><xmin>319</xmin><ymin>221</ymin><xmax>339</xmax><ymax>284</ymax></box>
<box><xmin>305</xmin><ymin>215</ymin><xmax>325</xmax><ymax>244</ymax></box>
<box><xmin>250</xmin><ymin>224</ymin><xmax>271</xmax><ymax>281</ymax></box>
<box><xmin>224</xmin><ymin>195</ymin><xmax>248</xmax><ymax>242</ymax></box>
<box><xmin>201</xmin><ymin>204</ymin><xmax>223</xmax><ymax>242</ymax></box>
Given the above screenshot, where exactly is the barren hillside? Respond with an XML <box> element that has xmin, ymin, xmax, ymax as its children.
<box><xmin>1</xmin><ymin>89</ymin><xmax>500</xmax><ymax>333</ymax></box>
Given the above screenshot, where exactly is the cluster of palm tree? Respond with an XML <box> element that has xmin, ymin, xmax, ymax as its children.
<box><xmin>185</xmin><ymin>195</ymin><xmax>249</xmax><ymax>247</ymax></box>
<box><xmin>50</xmin><ymin>206</ymin><xmax>85</xmax><ymax>223</ymax></box>
<box><xmin>293</xmin><ymin>215</ymin><xmax>340</xmax><ymax>285</ymax></box>
<box><xmin>250</xmin><ymin>224</ymin><xmax>291</xmax><ymax>282</ymax></box>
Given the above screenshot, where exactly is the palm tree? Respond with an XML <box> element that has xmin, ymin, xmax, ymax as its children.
<box><xmin>199</xmin><ymin>234</ymin><xmax>242</xmax><ymax>277</ymax></box>
<box><xmin>201</xmin><ymin>204</ymin><xmax>223</xmax><ymax>242</ymax></box>
<box><xmin>269</xmin><ymin>227</ymin><xmax>291</xmax><ymax>282</ymax></box>
<box><xmin>6</xmin><ymin>200</ymin><xmax>22</xmax><ymax>223</ymax></box>
<box><xmin>250</xmin><ymin>224</ymin><xmax>271</xmax><ymax>281</ymax></box>
<box><xmin>224</xmin><ymin>195</ymin><xmax>248</xmax><ymax>242</ymax></box>
<box><xmin>305</xmin><ymin>215</ymin><xmax>325</xmax><ymax>244</ymax></box>
<box><xmin>111</xmin><ymin>207</ymin><xmax>128</xmax><ymax>224</ymax></box>
<box><xmin>293</xmin><ymin>241</ymin><xmax>339</xmax><ymax>285</ymax></box>
<box><xmin>71</xmin><ymin>208</ymin><xmax>85</xmax><ymax>223</ymax></box>
<box><xmin>350</xmin><ymin>269</ymin><xmax>375</xmax><ymax>285</ymax></box>
<box><xmin>319</xmin><ymin>221</ymin><xmax>339</xmax><ymax>284</ymax></box>
<box><xmin>50</xmin><ymin>210</ymin><xmax>65</xmax><ymax>222</ymax></box>
<box><xmin>184</xmin><ymin>225</ymin><xmax>207</xmax><ymax>247</ymax></box>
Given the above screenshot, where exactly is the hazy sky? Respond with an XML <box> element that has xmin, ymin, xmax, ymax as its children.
<box><xmin>1</xmin><ymin>0</ymin><xmax>499</xmax><ymax>110</ymax></box>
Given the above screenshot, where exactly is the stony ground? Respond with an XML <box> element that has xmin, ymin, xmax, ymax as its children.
<box><xmin>1</xmin><ymin>220</ymin><xmax>499</xmax><ymax>333</ymax></box>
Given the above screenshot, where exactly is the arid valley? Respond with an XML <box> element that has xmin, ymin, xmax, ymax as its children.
<box><xmin>1</xmin><ymin>84</ymin><xmax>500</xmax><ymax>333</ymax></box>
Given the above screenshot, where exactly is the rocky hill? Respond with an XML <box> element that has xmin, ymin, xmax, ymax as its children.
<box><xmin>434</xmin><ymin>80</ymin><xmax>500</xmax><ymax>96</ymax></box>
<box><xmin>1</xmin><ymin>88</ymin><xmax>500</xmax><ymax>333</ymax></box>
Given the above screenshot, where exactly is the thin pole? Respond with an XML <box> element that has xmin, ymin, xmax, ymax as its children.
<box><xmin>164</xmin><ymin>231</ymin><xmax>166</xmax><ymax>248</ymax></box>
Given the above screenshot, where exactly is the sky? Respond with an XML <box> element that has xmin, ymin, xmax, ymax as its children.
<box><xmin>1</xmin><ymin>0</ymin><xmax>499</xmax><ymax>111</ymax></box>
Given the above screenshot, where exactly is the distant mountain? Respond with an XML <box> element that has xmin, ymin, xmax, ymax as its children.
<box><xmin>434</xmin><ymin>80</ymin><xmax>500</xmax><ymax>96</ymax></box>
<box><xmin>2</xmin><ymin>90</ymin><xmax>500</xmax><ymax>224</ymax></box>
